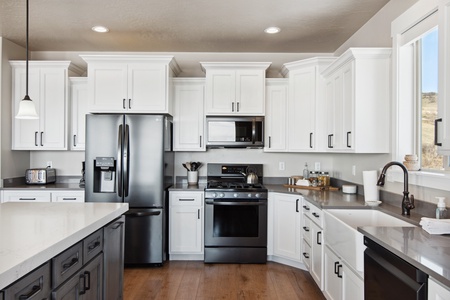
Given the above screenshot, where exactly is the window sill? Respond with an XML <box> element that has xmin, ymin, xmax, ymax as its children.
<box><xmin>386</xmin><ymin>169</ymin><xmax>450</xmax><ymax>191</ymax></box>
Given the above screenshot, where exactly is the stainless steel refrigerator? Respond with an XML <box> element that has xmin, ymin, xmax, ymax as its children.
<box><xmin>85</xmin><ymin>114</ymin><xmax>174</xmax><ymax>265</ymax></box>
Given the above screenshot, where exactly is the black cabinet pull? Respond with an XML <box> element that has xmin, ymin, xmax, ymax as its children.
<box><xmin>337</xmin><ymin>264</ymin><xmax>343</xmax><ymax>278</ymax></box>
<box><xmin>435</xmin><ymin>118</ymin><xmax>442</xmax><ymax>146</ymax></box>
<box><xmin>62</xmin><ymin>257</ymin><xmax>79</xmax><ymax>271</ymax></box>
<box><xmin>88</xmin><ymin>240</ymin><xmax>101</xmax><ymax>252</ymax></box>
<box><xmin>19</xmin><ymin>284</ymin><xmax>41</xmax><ymax>300</ymax></box>
<box><xmin>73</xmin><ymin>134</ymin><xmax>77</xmax><ymax>147</ymax></box>
<box><xmin>123</xmin><ymin>99</ymin><xmax>126</xmax><ymax>109</ymax></box>
<box><xmin>198</xmin><ymin>209</ymin><xmax>200</xmax><ymax>220</ymax></box>
<box><xmin>79</xmin><ymin>274</ymin><xmax>86</xmax><ymax>295</ymax></box>
<box><xmin>317</xmin><ymin>231</ymin><xmax>322</xmax><ymax>245</ymax></box>
<box><xmin>200</xmin><ymin>135</ymin><xmax>202</xmax><ymax>148</ymax></box>
<box><xmin>40</xmin><ymin>132</ymin><xmax>44</xmax><ymax>146</ymax></box>
<box><xmin>302</xmin><ymin>205</ymin><xmax>310</xmax><ymax>211</ymax></box>
<box><xmin>232</xmin><ymin>102</ymin><xmax>235</xmax><ymax>112</ymax></box>
<box><xmin>128</xmin><ymin>99</ymin><xmax>132</xmax><ymax>109</ymax></box>
<box><xmin>179</xmin><ymin>198</ymin><xmax>195</xmax><ymax>201</ymax></box>
<box><xmin>19</xmin><ymin>197</ymin><xmax>36</xmax><ymax>201</ymax></box>
<box><xmin>35</xmin><ymin>131</ymin><xmax>38</xmax><ymax>146</ymax></box>
<box><xmin>237</xmin><ymin>102</ymin><xmax>240</xmax><ymax>112</ymax></box>
<box><xmin>302</xmin><ymin>252</ymin><xmax>310</xmax><ymax>259</ymax></box>
<box><xmin>268</xmin><ymin>136</ymin><xmax>271</xmax><ymax>148</ymax></box>
<box><xmin>328</xmin><ymin>134</ymin><xmax>334</xmax><ymax>148</ymax></box>
<box><xmin>303</xmin><ymin>226</ymin><xmax>310</xmax><ymax>232</ymax></box>
<box><xmin>111</xmin><ymin>221</ymin><xmax>124</xmax><ymax>229</ymax></box>
<box><xmin>310</xmin><ymin>132</ymin><xmax>313</xmax><ymax>148</ymax></box>
<box><xmin>312</xmin><ymin>212</ymin><xmax>320</xmax><ymax>218</ymax></box>
<box><xmin>84</xmin><ymin>271</ymin><xmax>91</xmax><ymax>291</ymax></box>
<box><xmin>296</xmin><ymin>199</ymin><xmax>299</xmax><ymax>212</ymax></box>
<box><xmin>346</xmin><ymin>131</ymin><xmax>351</xmax><ymax>148</ymax></box>
<box><xmin>334</xmin><ymin>261</ymin><xmax>340</xmax><ymax>275</ymax></box>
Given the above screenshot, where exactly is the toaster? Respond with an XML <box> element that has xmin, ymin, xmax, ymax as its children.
<box><xmin>25</xmin><ymin>168</ymin><xmax>57</xmax><ymax>184</ymax></box>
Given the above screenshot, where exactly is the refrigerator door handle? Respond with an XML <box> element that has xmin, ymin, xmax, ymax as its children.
<box><xmin>117</xmin><ymin>124</ymin><xmax>123</xmax><ymax>197</ymax></box>
<box><xmin>126</xmin><ymin>211</ymin><xmax>161</xmax><ymax>217</ymax></box>
<box><xmin>123</xmin><ymin>124</ymin><xmax>130</xmax><ymax>197</ymax></box>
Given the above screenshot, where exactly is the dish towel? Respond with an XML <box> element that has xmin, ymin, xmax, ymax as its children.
<box><xmin>419</xmin><ymin>217</ymin><xmax>450</xmax><ymax>234</ymax></box>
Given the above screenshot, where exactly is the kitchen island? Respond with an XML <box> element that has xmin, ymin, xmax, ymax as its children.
<box><xmin>0</xmin><ymin>202</ymin><xmax>128</xmax><ymax>291</ymax></box>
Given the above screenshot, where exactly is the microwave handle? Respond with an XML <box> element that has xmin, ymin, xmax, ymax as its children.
<box><xmin>252</xmin><ymin>119</ymin><xmax>256</xmax><ymax>144</ymax></box>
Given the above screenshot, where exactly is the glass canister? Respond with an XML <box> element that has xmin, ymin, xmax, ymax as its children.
<box><xmin>318</xmin><ymin>171</ymin><xmax>330</xmax><ymax>186</ymax></box>
<box><xmin>309</xmin><ymin>171</ymin><xmax>318</xmax><ymax>186</ymax></box>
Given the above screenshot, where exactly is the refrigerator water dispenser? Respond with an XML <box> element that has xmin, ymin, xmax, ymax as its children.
<box><xmin>94</xmin><ymin>157</ymin><xmax>116</xmax><ymax>193</ymax></box>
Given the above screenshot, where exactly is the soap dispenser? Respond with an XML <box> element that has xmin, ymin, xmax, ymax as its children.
<box><xmin>303</xmin><ymin>163</ymin><xmax>309</xmax><ymax>179</ymax></box>
<box><xmin>436</xmin><ymin>197</ymin><xmax>448</xmax><ymax>219</ymax></box>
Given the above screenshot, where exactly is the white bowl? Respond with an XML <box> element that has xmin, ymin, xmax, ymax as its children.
<box><xmin>342</xmin><ymin>185</ymin><xmax>357</xmax><ymax>194</ymax></box>
<box><xmin>365</xmin><ymin>200</ymin><xmax>382</xmax><ymax>207</ymax></box>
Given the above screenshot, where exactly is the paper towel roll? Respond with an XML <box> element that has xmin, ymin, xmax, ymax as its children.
<box><xmin>363</xmin><ymin>170</ymin><xmax>379</xmax><ymax>201</ymax></box>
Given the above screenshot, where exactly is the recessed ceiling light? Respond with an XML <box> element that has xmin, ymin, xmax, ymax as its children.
<box><xmin>264</xmin><ymin>27</ymin><xmax>280</xmax><ymax>34</ymax></box>
<box><xmin>92</xmin><ymin>26</ymin><xmax>109</xmax><ymax>33</ymax></box>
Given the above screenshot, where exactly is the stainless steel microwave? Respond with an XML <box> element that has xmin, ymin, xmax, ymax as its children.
<box><xmin>206</xmin><ymin>117</ymin><xmax>264</xmax><ymax>148</ymax></box>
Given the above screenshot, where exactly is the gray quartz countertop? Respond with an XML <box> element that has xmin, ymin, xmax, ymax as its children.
<box><xmin>359</xmin><ymin>226</ymin><xmax>450</xmax><ymax>287</ymax></box>
<box><xmin>2</xmin><ymin>183</ymin><xmax>84</xmax><ymax>190</ymax></box>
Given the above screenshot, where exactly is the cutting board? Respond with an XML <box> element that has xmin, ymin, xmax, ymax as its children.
<box><xmin>283</xmin><ymin>184</ymin><xmax>339</xmax><ymax>191</ymax></box>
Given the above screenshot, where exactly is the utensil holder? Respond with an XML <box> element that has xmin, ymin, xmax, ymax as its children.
<box><xmin>187</xmin><ymin>171</ymin><xmax>198</xmax><ymax>185</ymax></box>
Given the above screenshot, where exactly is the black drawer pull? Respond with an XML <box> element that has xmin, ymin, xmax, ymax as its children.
<box><xmin>19</xmin><ymin>198</ymin><xmax>36</xmax><ymax>201</ymax></box>
<box><xmin>302</xmin><ymin>252</ymin><xmax>310</xmax><ymax>259</ymax></box>
<box><xmin>111</xmin><ymin>221</ymin><xmax>124</xmax><ymax>229</ymax></box>
<box><xmin>62</xmin><ymin>257</ymin><xmax>79</xmax><ymax>271</ymax></box>
<box><xmin>19</xmin><ymin>284</ymin><xmax>41</xmax><ymax>300</ymax></box>
<box><xmin>88</xmin><ymin>240</ymin><xmax>101</xmax><ymax>252</ymax></box>
<box><xmin>312</xmin><ymin>212</ymin><xmax>320</xmax><ymax>218</ymax></box>
<box><xmin>302</xmin><ymin>226</ymin><xmax>310</xmax><ymax>232</ymax></box>
<box><xmin>303</xmin><ymin>205</ymin><xmax>310</xmax><ymax>211</ymax></box>
<box><xmin>179</xmin><ymin>198</ymin><xmax>195</xmax><ymax>201</ymax></box>
<box><xmin>84</xmin><ymin>271</ymin><xmax>91</xmax><ymax>291</ymax></box>
<box><xmin>337</xmin><ymin>264</ymin><xmax>343</xmax><ymax>278</ymax></box>
<box><xmin>62</xmin><ymin>197</ymin><xmax>77</xmax><ymax>201</ymax></box>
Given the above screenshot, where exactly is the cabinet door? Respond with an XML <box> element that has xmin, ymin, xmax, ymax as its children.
<box><xmin>127</xmin><ymin>63</ymin><xmax>168</xmax><ymax>112</ymax></box>
<box><xmin>428</xmin><ymin>277</ymin><xmax>450</xmax><ymax>300</ymax></box>
<box><xmin>342</xmin><ymin>262</ymin><xmax>364</xmax><ymax>300</ymax></box>
<box><xmin>341</xmin><ymin>63</ymin><xmax>354</xmax><ymax>150</ymax></box>
<box><xmin>52</xmin><ymin>191</ymin><xmax>85</xmax><ymax>202</ymax></box>
<box><xmin>12</xmin><ymin>67</ymin><xmax>41</xmax><ymax>149</ymax></box>
<box><xmin>235</xmin><ymin>70</ymin><xmax>265</xmax><ymax>115</ymax></box>
<box><xmin>170</xmin><ymin>206</ymin><xmax>202</xmax><ymax>254</ymax></box>
<box><xmin>2</xmin><ymin>190</ymin><xmax>51</xmax><ymax>202</ymax></box>
<box><xmin>438</xmin><ymin>0</ymin><xmax>450</xmax><ymax>153</ymax></box>
<box><xmin>323</xmin><ymin>246</ymin><xmax>342</xmax><ymax>300</ymax></box>
<box><xmin>205</xmin><ymin>70</ymin><xmax>235</xmax><ymax>114</ymax></box>
<box><xmin>272</xmin><ymin>193</ymin><xmax>301</xmax><ymax>261</ymax></box>
<box><xmin>88</xmin><ymin>63</ymin><xmax>128</xmax><ymax>112</ymax></box>
<box><xmin>310</xmin><ymin>220</ymin><xmax>323</xmax><ymax>290</ymax></box>
<box><xmin>288</xmin><ymin>66</ymin><xmax>317</xmax><ymax>151</ymax></box>
<box><xmin>103</xmin><ymin>217</ymin><xmax>125</xmax><ymax>300</ymax></box>
<box><xmin>325</xmin><ymin>70</ymin><xmax>344</xmax><ymax>150</ymax></box>
<box><xmin>70</xmin><ymin>78</ymin><xmax>88</xmax><ymax>150</ymax></box>
<box><xmin>173</xmin><ymin>80</ymin><xmax>206</xmax><ymax>151</ymax></box>
<box><xmin>264</xmin><ymin>80</ymin><xmax>287</xmax><ymax>152</ymax></box>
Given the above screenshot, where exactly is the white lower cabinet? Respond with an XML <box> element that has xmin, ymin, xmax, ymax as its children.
<box><xmin>269</xmin><ymin>193</ymin><xmax>302</xmax><ymax>263</ymax></box>
<box><xmin>429</xmin><ymin>277</ymin><xmax>450</xmax><ymax>300</ymax></box>
<box><xmin>323</xmin><ymin>245</ymin><xmax>363</xmax><ymax>300</ymax></box>
<box><xmin>2</xmin><ymin>190</ymin><xmax>84</xmax><ymax>203</ymax></box>
<box><xmin>169</xmin><ymin>191</ymin><xmax>204</xmax><ymax>260</ymax></box>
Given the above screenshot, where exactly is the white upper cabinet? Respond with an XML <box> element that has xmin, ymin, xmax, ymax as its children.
<box><xmin>81</xmin><ymin>55</ymin><xmax>180</xmax><ymax>114</ymax></box>
<box><xmin>321</xmin><ymin>48</ymin><xmax>391</xmax><ymax>153</ymax></box>
<box><xmin>173</xmin><ymin>78</ymin><xmax>206</xmax><ymax>151</ymax></box>
<box><xmin>11</xmin><ymin>61</ymin><xmax>79</xmax><ymax>150</ymax></box>
<box><xmin>264</xmin><ymin>79</ymin><xmax>288</xmax><ymax>152</ymax></box>
<box><xmin>201</xmin><ymin>62</ymin><xmax>271</xmax><ymax>115</ymax></box>
<box><xmin>69</xmin><ymin>77</ymin><xmax>88</xmax><ymax>150</ymax></box>
<box><xmin>437</xmin><ymin>0</ymin><xmax>450</xmax><ymax>154</ymax></box>
<box><xmin>282</xmin><ymin>58</ymin><xmax>336</xmax><ymax>152</ymax></box>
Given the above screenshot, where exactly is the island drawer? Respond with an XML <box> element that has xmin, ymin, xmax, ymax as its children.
<box><xmin>83</xmin><ymin>228</ymin><xmax>104</xmax><ymax>263</ymax></box>
<box><xmin>2</xmin><ymin>262</ymin><xmax>51</xmax><ymax>300</ymax></box>
<box><xmin>52</xmin><ymin>242</ymin><xmax>83</xmax><ymax>287</ymax></box>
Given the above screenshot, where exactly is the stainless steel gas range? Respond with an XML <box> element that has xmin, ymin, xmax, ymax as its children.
<box><xmin>204</xmin><ymin>163</ymin><xmax>268</xmax><ymax>264</ymax></box>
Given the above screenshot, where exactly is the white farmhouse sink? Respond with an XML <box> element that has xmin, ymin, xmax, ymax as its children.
<box><xmin>324</xmin><ymin>209</ymin><xmax>415</xmax><ymax>275</ymax></box>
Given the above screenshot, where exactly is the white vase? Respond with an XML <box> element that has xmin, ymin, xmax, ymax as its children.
<box><xmin>187</xmin><ymin>171</ymin><xmax>198</xmax><ymax>185</ymax></box>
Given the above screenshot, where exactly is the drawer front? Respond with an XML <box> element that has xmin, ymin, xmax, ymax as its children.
<box><xmin>310</xmin><ymin>205</ymin><xmax>323</xmax><ymax>227</ymax></box>
<box><xmin>302</xmin><ymin>239</ymin><xmax>311</xmax><ymax>270</ymax></box>
<box><xmin>83</xmin><ymin>229</ymin><xmax>103</xmax><ymax>264</ymax></box>
<box><xmin>170</xmin><ymin>192</ymin><xmax>203</xmax><ymax>206</ymax></box>
<box><xmin>302</xmin><ymin>198</ymin><xmax>312</xmax><ymax>215</ymax></box>
<box><xmin>302</xmin><ymin>216</ymin><xmax>312</xmax><ymax>244</ymax></box>
<box><xmin>52</xmin><ymin>191</ymin><xmax>85</xmax><ymax>203</ymax></box>
<box><xmin>2</xmin><ymin>191</ymin><xmax>51</xmax><ymax>202</ymax></box>
<box><xmin>52</xmin><ymin>242</ymin><xmax>83</xmax><ymax>287</ymax></box>
<box><xmin>3</xmin><ymin>262</ymin><xmax>51</xmax><ymax>300</ymax></box>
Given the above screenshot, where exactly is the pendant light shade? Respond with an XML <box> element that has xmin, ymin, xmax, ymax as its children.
<box><xmin>16</xmin><ymin>0</ymin><xmax>38</xmax><ymax>119</ymax></box>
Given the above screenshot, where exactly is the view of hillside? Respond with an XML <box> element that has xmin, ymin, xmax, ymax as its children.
<box><xmin>421</xmin><ymin>92</ymin><xmax>443</xmax><ymax>170</ymax></box>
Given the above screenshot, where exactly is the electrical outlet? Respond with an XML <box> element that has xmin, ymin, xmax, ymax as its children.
<box><xmin>47</xmin><ymin>161</ymin><xmax>52</xmax><ymax>168</ymax></box>
<box><xmin>314</xmin><ymin>162</ymin><xmax>320</xmax><ymax>171</ymax></box>
<box><xmin>279</xmin><ymin>162</ymin><xmax>285</xmax><ymax>171</ymax></box>
<box><xmin>352</xmin><ymin>165</ymin><xmax>356</xmax><ymax>176</ymax></box>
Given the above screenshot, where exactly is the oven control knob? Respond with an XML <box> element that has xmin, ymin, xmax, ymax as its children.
<box><xmin>255</xmin><ymin>193</ymin><xmax>261</xmax><ymax>198</ymax></box>
<box><xmin>211</xmin><ymin>193</ymin><xmax>217</xmax><ymax>198</ymax></box>
<box><xmin>233</xmin><ymin>193</ymin><xmax>239</xmax><ymax>198</ymax></box>
<box><xmin>248</xmin><ymin>193</ymin><xmax>252</xmax><ymax>198</ymax></box>
<box><xmin>219</xmin><ymin>193</ymin><xmax>225</xmax><ymax>198</ymax></box>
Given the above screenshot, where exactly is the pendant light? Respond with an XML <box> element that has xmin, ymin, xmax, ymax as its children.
<box><xmin>16</xmin><ymin>0</ymin><xmax>38</xmax><ymax>119</ymax></box>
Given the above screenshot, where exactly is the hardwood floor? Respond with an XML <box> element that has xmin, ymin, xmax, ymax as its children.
<box><xmin>124</xmin><ymin>261</ymin><xmax>325</xmax><ymax>299</ymax></box>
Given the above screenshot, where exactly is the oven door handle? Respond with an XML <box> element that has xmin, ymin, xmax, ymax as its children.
<box><xmin>205</xmin><ymin>200</ymin><xmax>266</xmax><ymax>206</ymax></box>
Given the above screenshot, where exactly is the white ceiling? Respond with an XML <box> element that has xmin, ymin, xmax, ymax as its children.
<box><xmin>0</xmin><ymin>0</ymin><xmax>391</xmax><ymax>76</ymax></box>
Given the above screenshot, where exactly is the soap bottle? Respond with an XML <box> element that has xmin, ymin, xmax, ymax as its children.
<box><xmin>303</xmin><ymin>163</ymin><xmax>309</xmax><ymax>179</ymax></box>
<box><xmin>436</xmin><ymin>197</ymin><xmax>448</xmax><ymax>219</ymax></box>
